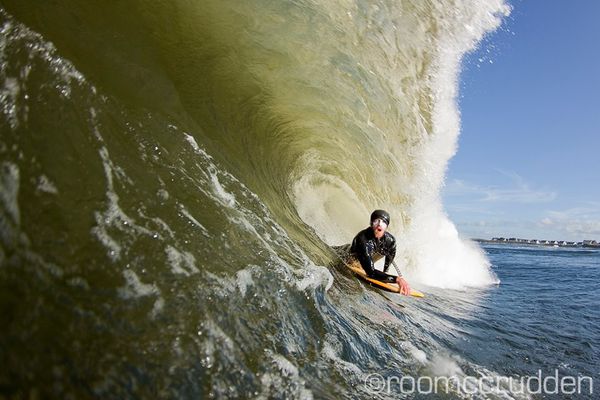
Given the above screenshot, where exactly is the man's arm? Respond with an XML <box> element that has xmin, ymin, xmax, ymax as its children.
<box><xmin>382</xmin><ymin>234</ymin><xmax>411</xmax><ymax>295</ymax></box>
<box><xmin>382</xmin><ymin>235</ymin><xmax>397</xmax><ymax>274</ymax></box>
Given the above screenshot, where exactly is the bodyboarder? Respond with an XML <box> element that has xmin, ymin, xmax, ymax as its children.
<box><xmin>350</xmin><ymin>209</ymin><xmax>411</xmax><ymax>295</ymax></box>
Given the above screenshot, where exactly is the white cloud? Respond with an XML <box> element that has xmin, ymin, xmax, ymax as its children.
<box><xmin>452</xmin><ymin>218</ymin><xmax>540</xmax><ymax>240</ymax></box>
<box><xmin>546</xmin><ymin>202</ymin><xmax>600</xmax><ymax>220</ymax></box>
<box><xmin>540</xmin><ymin>217</ymin><xmax>553</xmax><ymax>226</ymax></box>
<box><xmin>564</xmin><ymin>221</ymin><xmax>600</xmax><ymax>237</ymax></box>
<box><xmin>540</xmin><ymin>203</ymin><xmax>600</xmax><ymax>239</ymax></box>
<box><xmin>481</xmin><ymin>187</ymin><xmax>556</xmax><ymax>203</ymax></box>
<box><xmin>444</xmin><ymin>171</ymin><xmax>556</xmax><ymax>204</ymax></box>
<box><xmin>443</xmin><ymin>172</ymin><xmax>600</xmax><ymax>241</ymax></box>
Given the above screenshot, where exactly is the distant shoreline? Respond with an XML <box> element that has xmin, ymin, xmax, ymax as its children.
<box><xmin>473</xmin><ymin>238</ymin><xmax>600</xmax><ymax>249</ymax></box>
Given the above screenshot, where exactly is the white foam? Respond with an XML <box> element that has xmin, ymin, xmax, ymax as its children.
<box><xmin>417</xmin><ymin>352</ymin><xmax>531</xmax><ymax>400</ymax></box>
<box><xmin>91</xmin><ymin>221</ymin><xmax>122</xmax><ymax>261</ymax></box>
<box><xmin>401</xmin><ymin>341</ymin><xmax>428</xmax><ymax>365</ymax></box>
<box><xmin>36</xmin><ymin>174</ymin><xmax>58</xmax><ymax>194</ymax></box>
<box><xmin>430</xmin><ymin>354</ymin><xmax>464</xmax><ymax>377</ymax></box>
<box><xmin>0</xmin><ymin>162</ymin><xmax>20</xmax><ymax>227</ymax></box>
<box><xmin>118</xmin><ymin>269</ymin><xmax>160</xmax><ymax>298</ymax></box>
<box><xmin>1</xmin><ymin>10</ymin><xmax>86</xmax><ymax>110</ymax></box>
<box><xmin>178</xmin><ymin>204</ymin><xmax>210</xmax><ymax>237</ymax></box>
<box><xmin>295</xmin><ymin>264</ymin><xmax>334</xmax><ymax>292</ymax></box>
<box><xmin>91</xmin><ymin>143</ymin><xmax>154</xmax><ymax>261</ymax></box>
<box><xmin>208</xmin><ymin>166</ymin><xmax>236</xmax><ymax>208</ymax></box>
<box><xmin>183</xmin><ymin>132</ymin><xmax>240</xmax><ymax>210</ymax></box>
<box><xmin>0</xmin><ymin>76</ymin><xmax>19</xmax><ymax>130</ymax></box>
<box><xmin>208</xmin><ymin>320</ymin><xmax>235</xmax><ymax>349</ymax></box>
<box><xmin>400</xmin><ymin>204</ymin><xmax>499</xmax><ymax>288</ymax></box>
<box><xmin>235</xmin><ymin>268</ymin><xmax>255</xmax><ymax>297</ymax></box>
<box><xmin>321</xmin><ymin>334</ymin><xmax>363</xmax><ymax>375</ymax></box>
<box><xmin>183</xmin><ymin>132</ymin><xmax>213</xmax><ymax>160</ymax></box>
<box><xmin>165</xmin><ymin>245</ymin><xmax>199</xmax><ymax>276</ymax></box>
<box><xmin>151</xmin><ymin>297</ymin><xmax>165</xmax><ymax>317</ymax></box>
<box><xmin>271</xmin><ymin>353</ymin><xmax>300</xmax><ymax>378</ymax></box>
<box><xmin>257</xmin><ymin>350</ymin><xmax>314</xmax><ymax>400</ymax></box>
<box><xmin>400</xmin><ymin>0</ymin><xmax>509</xmax><ymax>289</ymax></box>
<box><xmin>157</xmin><ymin>188</ymin><xmax>169</xmax><ymax>201</ymax></box>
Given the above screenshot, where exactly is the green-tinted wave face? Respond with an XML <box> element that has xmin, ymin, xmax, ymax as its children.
<box><xmin>138</xmin><ymin>0</ymin><xmax>437</xmax><ymax>213</ymax></box>
<box><xmin>1</xmin><ymin>0</ymin><xmax>508</xmax><ymax>397</ymax></box>
<box><xmin>4</xmin><ymin>0</ymin><xmax>444</xmax><ymax>239</ymax></box>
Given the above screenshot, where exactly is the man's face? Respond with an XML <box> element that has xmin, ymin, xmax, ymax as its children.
<box><xmin>371</xmin><ymin>218</ymin><xmax>387</xmax><ymax>238</ymax></box>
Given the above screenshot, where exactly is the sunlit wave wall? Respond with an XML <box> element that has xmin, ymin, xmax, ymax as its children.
<box><xmin>1</xmin><ymin>0</ymin><xmax>508</xmax><ymax>397</ymax></box>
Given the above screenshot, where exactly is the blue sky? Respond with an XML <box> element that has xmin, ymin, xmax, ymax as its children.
<box><xmin>444</xmin><ymin>0</ymin><xmax>600</xmax><ymax>241</ymax></box>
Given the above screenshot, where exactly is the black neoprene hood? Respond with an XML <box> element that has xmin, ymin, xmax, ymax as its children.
<box><xmin>370</xmin><ymin>209</ymin><xmax>390</xmax><ymax>225</ymax></box>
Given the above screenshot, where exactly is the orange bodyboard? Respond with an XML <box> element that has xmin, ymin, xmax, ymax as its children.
<box><xmin>345</xmin><ymin>260</ymin><xmax>424</xmax><ymax>298</ymax></box>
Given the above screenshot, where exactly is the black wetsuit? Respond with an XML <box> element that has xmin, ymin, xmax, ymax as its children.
<box><xmin>350</xmin><ymin>227</ymin><xmax>399</xmax><ymax>283</ymax></box>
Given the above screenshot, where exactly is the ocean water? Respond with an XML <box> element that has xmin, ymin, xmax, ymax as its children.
<box><xmin>451</xmin><ymin>244</ymin><xmax>600</xmax><ymax>399</ymax></box>
<box><xmin>4</xmin><ymin>1</ymin><xmax>597</xmax><ymax>399</ymax></box>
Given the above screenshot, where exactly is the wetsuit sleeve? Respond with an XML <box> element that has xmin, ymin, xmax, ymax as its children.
<box><xmin>352</xmin><ymin>233</ymin><xmax>397</xmax><ymax>283</ymax></box>
<box><xmin>383</xmin><ymin>235</ymin><xmax>397</xmax><ymax>274</ymax></box>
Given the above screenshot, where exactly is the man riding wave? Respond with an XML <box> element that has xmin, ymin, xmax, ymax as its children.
<box><xmin>350</xmin><ymin>209</ymin><xmax>411</xmax><ymax>295</ymax></box>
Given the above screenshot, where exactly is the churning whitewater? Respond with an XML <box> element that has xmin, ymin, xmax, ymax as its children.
<box><xmin>1</xmin><ymin>0</ymin><xmax>512</xmax><ymax>398</ymax></box>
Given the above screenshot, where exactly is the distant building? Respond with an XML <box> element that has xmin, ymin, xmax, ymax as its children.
<box><xmin>481</xmin><ymin>238</ymin><xmax>597</xmax><ymax>248</ymax></box>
